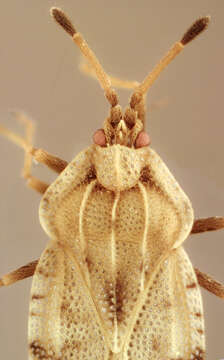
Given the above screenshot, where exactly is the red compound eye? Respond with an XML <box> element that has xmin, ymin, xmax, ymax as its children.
<box><xmin>135</xmin><ymin>131</ymin><xmax>151</xmax><ymax>148</ymax></box>
<box><xmin>93</xmin><ymin>129</ymin><xmax>107</xmax><ymax>146</ymax></box>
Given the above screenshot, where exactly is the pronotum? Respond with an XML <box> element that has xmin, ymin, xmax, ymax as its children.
<box><xmin>0</xmin><ymin>7</ymin><xmax>224</xmax><ymax>360</ymax></box>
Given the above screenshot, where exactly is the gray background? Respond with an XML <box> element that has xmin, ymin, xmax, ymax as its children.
<box><xmin>0</xmin><ymin>1</ymin><xmax>223</xmax><ymax>359</ymax></box>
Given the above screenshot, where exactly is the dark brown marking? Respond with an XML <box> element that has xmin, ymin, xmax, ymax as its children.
<box><xmin>60</xmin><ymin>302</ymin><xmax>69</xmax><ymax>313</ymax></box>
<box><xmin>30</xmin><ymin>341</ymin><xmax>55</xmax><ymax>360</ymax></box>
<box><xmin>140</xmin><ymin>166</ymin><xmax>153</xmax><ymax>184</ymax></box>
<box><xmin>197</xmin><ymin>328</ymin><xmax>204</xmax><ymax>335</ymax></box>
<box><xmin>191</xmin><ymin>216</ymin><xmax>224</xmax><ymax>234</ymax></box>
<box><xmin>0</xmin><ymin>259</ymin><xmax>38</xmax><ymax>287</ymax></box>
<box><xmin>115</xmin><ymin>278</ymin><xmax>126</xmax><ymax>323</ymax></box>
<box><xmin>85</xmin><ymin>256</ymin><xmax>93</xmax><ymax>270</ymax></box>
<box><xmin>71</xmin><ymin>341</ymin><xmax>81</xmax><ymax>351</ymax></box>
<box><xmin>195</xmin><ymin>312</ymin><xmax>202</xmax><ymax>318</ymax></box>
<box><xmin>84</xmin><ymin>166</ymin><xmax>96</xmax><ymax>183</ymax></box>
<box><xmin>139</xmin><ymin>261</ymin><xmax>143</xmax><ymax>272</ymax></box>
<box><xmin>30</xmin><ymin>340</ymin><xmax>79</xmax><ymax>360</ymax></box>
<box><xmin>51</xmin><ymin>8</ymin><xmax>76</xmax><ymax>37</ymax></box>
<box><xmin>32</xmin><ymin>294</ymin><xmax>45</xmax><ymax>300</ymax></box>
<box><xmin>60</xmin><ymin>341</ymin><xmax>81</xmax><ymax>357</ymax></box>
<box><xmin>181</xmin><ymin>17</ymin><xmax>210</xmax><ymax>45</ymax></box>
<box><xmin>191</xmin><ymin>347</ymin><xmax>205</xmax><ymax>360</ymax></box>
<box><xmin>30</xmin><ymin>312</ymin><xmax>41</xmax><ymax>317</ymax></box>
<box><xmin>140</xmin><ymin>166</ymin><xmax>163</xmax><ymax>195</ymax></box>
<box><xmin>15</xmin><ymin>259</ymin><xmax>38</xmax><ymax>278</ymax></box>
<box><xmin>195</xmin><ymin>267</ymin><xmax>224</xmax><ymax>299</ymax></box>
<box><xmin>92</xmin><ymin>182</ymin><xmax>106</xmax><ymax>193</ymax></box>
<box><xmin>37</xmin><ymin>267</ymin><xmax>49</xmax><ymax>278</ymax></box>
<box><xmin>186</xmin><ymin>282</ymin><xmax>197</xmax><ymax>289</ymax></box>
<box><xmin>104</xmin><ymin>278</ymin><xmax>126</xmax><ymax>323</ymax></box>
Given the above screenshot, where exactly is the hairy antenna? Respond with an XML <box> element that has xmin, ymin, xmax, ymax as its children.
<box><xmin>181</xmin><ymin>16</ymin><xmax>210</xmax><ymax>45</ymax></box>
<box><xmin>130</xmin><ymin>16</ymin><xmax>211</xmax><ymax>108</ymax></box>
<box><xmin>51</xmin><ymin>7</ymin><xmax>76</xmax><ymax>37</ymax></box>
<box><xmin>50</xmin><ymin>7</ymin><xmax>118</xmax><ymax>107</ymax></box>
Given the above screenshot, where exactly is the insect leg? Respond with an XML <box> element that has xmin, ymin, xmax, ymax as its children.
<box><xmin>191</xmin><ymin>217</ymin><xmax>224</xmax><ymax>234</ymax></box>
<box><xmin>0</xmin><ymin>112</ymin><xmax>68</xmax><ymax>193</ymax></box>
<box><xmin>194</xmin><ymin>267</ymin><xmax>224</xmax><ymax>299</ymax></box>
<box><xmin>0</xmin><ymin>112</ymin><xmax>68</xmax><ymax>173</ymax></box>
<box><xmin>191</xmin><ymin>218</ymin><xmax>224</xmax><ymax>298</ymax></box>
<box><xmin>25</xmin><ymin>177</ymin><xmax>49</xmax><ymax>194</ymax></box>
<box><xmin>0</xmin><ymin>259</ymin><xmax>38</xmax><ymax>287</ymax></box>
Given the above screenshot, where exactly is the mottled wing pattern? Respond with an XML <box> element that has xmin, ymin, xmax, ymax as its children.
<box><xmin>123</xmin><ymin>246</ymin><xmax>205</xmax><ymax>360</ymax></box>
<box><xmin>28</xmin><ymin>241</ymin><xmax>109</xmax><ymax>360</ymax></box>
<box><xmin>28</xmin><ymin>243</ymin><xmax>205</xmax><ymax>360</ymax></box>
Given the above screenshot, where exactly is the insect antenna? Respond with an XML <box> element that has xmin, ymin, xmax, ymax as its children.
<box><xmin>130</xmin><ymin>16</ymin><xmax>210</xmax><ymax>110</ymax></box>
<box><xmin>50</xmin><ymin>7</ymin><xmax>119</xmax><ymax>108</ymax></box>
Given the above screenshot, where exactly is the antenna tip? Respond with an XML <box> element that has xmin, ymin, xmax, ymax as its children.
<box><xmin>50</xmin><ymin>7</ymin><xmax>76</xmax><ymax>37</ymax></box>
<box><xmin>181</xmin><ymin>16</ymin><xmax>211</xmax><ymax>45</ymax></box>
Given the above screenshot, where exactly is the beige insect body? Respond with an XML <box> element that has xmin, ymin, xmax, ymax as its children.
<box><xmin>0</xmin><ymin>7</ymin><xmax>224</xmax><ymax>360</ymax></box>
<box><xmin>36</xmin><ymin>145</ymin><xmax>197</xmax><ymax>359</ymax></box>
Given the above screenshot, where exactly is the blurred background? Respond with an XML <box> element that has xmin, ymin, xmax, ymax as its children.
<box><xmin>0</xmin><ymin>0</ymin><xmax>223</xmax><ymax>359</ymax></box>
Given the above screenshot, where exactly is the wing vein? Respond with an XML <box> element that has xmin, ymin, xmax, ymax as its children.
<box><xmin>111</xmin><ymin>191</ymin><xmax>120</xmax><ymax>352</ymax></box>
<box><xmin>79</xmin><ymin>179</ymin><xmax>97</xmax><ymax>286</ymax></box>
<box><xmin>138</xmin><ymin>182</ymin><xmax>150</xmax><ymax>291</ymax></box>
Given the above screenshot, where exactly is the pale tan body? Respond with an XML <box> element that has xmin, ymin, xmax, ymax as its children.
<box><xmin>28</xmin><ymin>145</ymin><xmax>204</xmax><ymax>359</ymax></box>
<box><xmin>0</xmin><ymin>8</ymin><xmax>223</xmax><ymax>360</ymax></box>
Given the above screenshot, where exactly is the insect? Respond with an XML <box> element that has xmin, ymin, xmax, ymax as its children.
<box><xmin>0</xmin><ymin>7</ymin><xmax>224</xmax><ymax>360</ymax></box>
